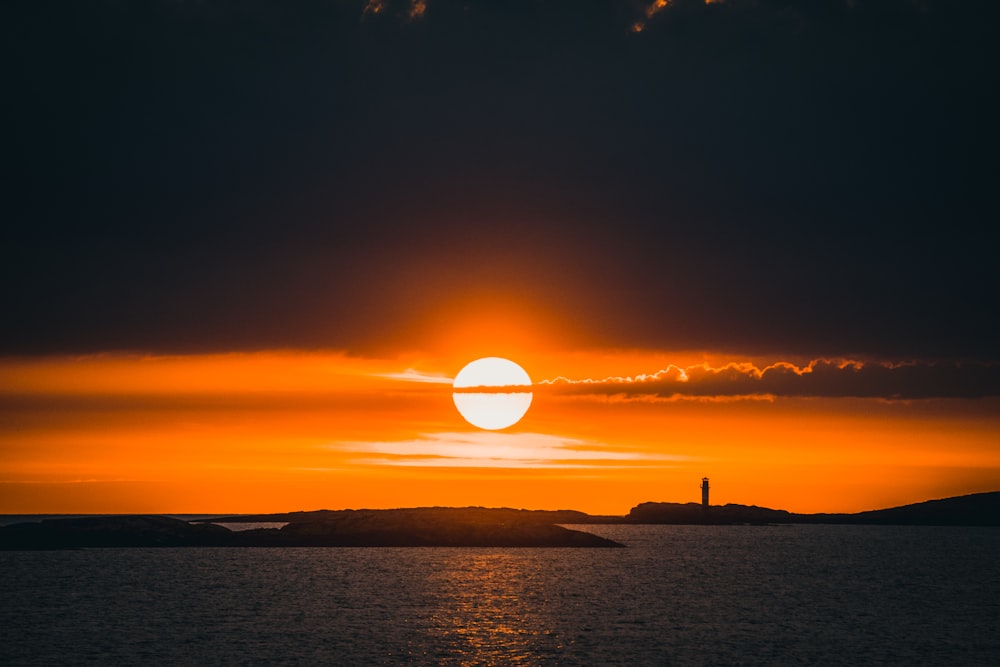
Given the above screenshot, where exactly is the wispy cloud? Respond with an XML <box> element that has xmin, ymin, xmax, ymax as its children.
<box><xmin>334</xmin><ymin>431</ymin><xmax>687</xmax><ymax>469</ymax></box>
<box><xmin>362</xmin><ymin>0</ymin><xmax>386</xmax><ymax>18</ymax></box>
<box><xmin>376</xmin><ymin>368</ymin><xmax>454</xmax><ymax>384</ymax></box>
<box><xmin>0</xmin><ymin>478</ymin><xmax>151</xmax><ymax>484</ymax></box>
<box><xmin>539</xmin><ymin>359</ymin><xmax>1000</xmax><ymax>400</ymax></box>
<box><xmin>408</xmin><ymin>0</ymin><xmax>427</xmax><ymax>19</ymax></box>
<box><xmin>362</xmin><ymin>0</ymin><xmax>427</xmax><ymax>22</ymax></box>
<box><xmin>632</xmin><ymin>0</ymin><xmax>672</xmax><ymax>33</ymax></box>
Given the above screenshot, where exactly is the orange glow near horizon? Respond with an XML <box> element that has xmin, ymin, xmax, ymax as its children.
<box><xmin>1</xmin><ymin>350</ymin><xmax>998</xmax><ymax>515</ymax></box>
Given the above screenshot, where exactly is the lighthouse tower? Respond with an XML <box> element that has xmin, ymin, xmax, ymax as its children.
<box><xmin>701</xmin><ymin>477</ymin><xmax>710</xmax><ymax>507</ymax></box>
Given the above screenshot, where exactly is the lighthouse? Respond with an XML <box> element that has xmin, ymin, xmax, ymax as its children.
<box><xmin>701</xmin><ymin>477</ymin><xmax>710</xmax><ymax>507</ymax></box>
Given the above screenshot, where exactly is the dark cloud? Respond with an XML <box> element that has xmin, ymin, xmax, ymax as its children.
<box><xmin>539</xmin><ymin>360</ymin><xmax>1000</xmax><ymax>400</ymax></box>
<box><xmin>2</xmin><ymin>0</ymin><xmax>997</xmax><ymax>358</ymax></box>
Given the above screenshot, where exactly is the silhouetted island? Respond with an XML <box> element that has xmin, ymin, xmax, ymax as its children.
<box><xmin>0</xmin><ymin>508</ymin><xmax>624</xmax><ymax>550</ymax></box>
<box><xmin>625</xmin><ymin>491</ymin><xmax>1000</xmax><ymax>526</ymax></box>
<box><xmin>2</xmin><ymin>492</ymin><xmax>996</xmax><ymax>550</ymax></box>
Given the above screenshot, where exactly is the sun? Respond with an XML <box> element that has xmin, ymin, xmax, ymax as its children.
<box><xmin>452</xmin><ymin>357</ymin><xmax>533</xmax><ymax>430</ymax></box>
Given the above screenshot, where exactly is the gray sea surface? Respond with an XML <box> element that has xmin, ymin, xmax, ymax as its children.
<box><xmin>1</xmin><ymin>525</ymin><xmax>998</xmax><ymax>665</ymax></box>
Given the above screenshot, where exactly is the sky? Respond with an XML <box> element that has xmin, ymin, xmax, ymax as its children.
<box><xmin>2</xmin><ymin>0</ymin><xmax>998</xmax><ymax>514</ymax></box>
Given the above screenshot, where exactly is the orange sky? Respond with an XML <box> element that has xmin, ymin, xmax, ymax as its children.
<box><xmin>1</xmin><ymin>349</ymin><xmax>998</xmax><ymax>515</ymax></box>
<box><xmin>3</xmin><ymin>1</ymin><xmax>997</xmax><ymax>520</ymax></box>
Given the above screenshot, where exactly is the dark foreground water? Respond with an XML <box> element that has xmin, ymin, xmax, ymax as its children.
<box><xmin>2</xmin><ymin>525</ymin><xmax>998</xmax><ymax>665</ymax></box>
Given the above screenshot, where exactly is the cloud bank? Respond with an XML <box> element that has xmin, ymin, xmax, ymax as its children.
<box><xmin>539</xmin><ymin>360</ymin><xmax>1000</xmax><ymax>400</ymax></box>
<box><xmin>4</xmin><ymin>0</ymin><xmax>996</xmax><ymax>360</ymax></box>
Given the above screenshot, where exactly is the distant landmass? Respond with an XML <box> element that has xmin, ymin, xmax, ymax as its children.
<box><xmin>1</xmin><ymin>492</ymin><xmax>996</xmax><ymax>550</ymax></box>
<box><xmin>625</xmin><ymin>491</ymin><xmax>1000</xmax><ymax>526</ymax></box>
<box><xmin>209</xmin><ymin>492</ymin><xmax>1000</xmax><ymax>528</ymax></box>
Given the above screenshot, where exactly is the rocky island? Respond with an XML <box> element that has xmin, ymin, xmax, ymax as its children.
<box><xmin>0</xmin><ymin>507</ymin><xmax>624</xmax><ymax>550</ymax></box>
<box><xmin>624</xmin><ymin>491</ymin><xmax>1000</xmax><ymax>526</ymax></box>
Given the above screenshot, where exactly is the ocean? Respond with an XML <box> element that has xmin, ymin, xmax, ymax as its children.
<box><xmin>1</xmin><ymin>524</ymin><xmax>998</xmax><ymax>665</ymax></box>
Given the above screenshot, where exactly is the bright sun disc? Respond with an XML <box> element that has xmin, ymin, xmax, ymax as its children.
<box><xmin>452</xmin><ymin>357</ymin><xmax>532</xmax><ymax>430</ymax></box>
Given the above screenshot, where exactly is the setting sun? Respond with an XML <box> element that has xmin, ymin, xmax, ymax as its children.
<box><xmin>452</xmin><ymin>357</ymin><xmax>533</xmax><ymax>430</ymax></box>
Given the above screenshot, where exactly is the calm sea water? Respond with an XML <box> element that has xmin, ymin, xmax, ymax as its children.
<box><xmin>1</xmin><ymin>525</ymin><xmax>998</xmax><ymax>665</ymax></box>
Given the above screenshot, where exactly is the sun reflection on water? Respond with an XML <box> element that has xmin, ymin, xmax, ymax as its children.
<box><xmin>422</xmin><ymin>553</ymin><xmax>562</xmax><ymax>665</ymax></box>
